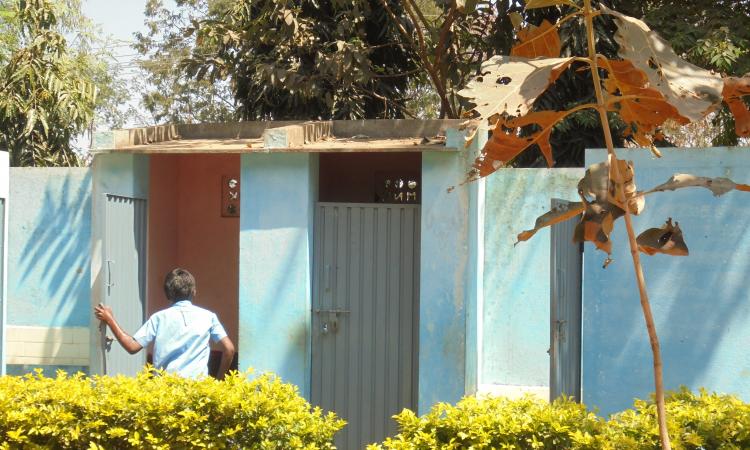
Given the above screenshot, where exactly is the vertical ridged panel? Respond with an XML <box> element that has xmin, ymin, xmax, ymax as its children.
<box><xmin>312</xmin><ymin>203</ymin><xmax>420</xmax><ymax>450</ymax></box>
<box><xmin>104</xmin><ymin>195</ymin><xmax>147</xmax><ymax>376</ymax></box>
<box><xmin>549</xmin><ymin>199</ymin><xmax>583</xmax><ymax>401</ymax></box>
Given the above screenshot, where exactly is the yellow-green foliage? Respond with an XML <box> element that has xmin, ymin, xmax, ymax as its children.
<box><xmin>0</xmin><ymin>369</ymin><xmax>344</xmax><ymax>449</ymax></box>
<box><xmin>371</xmin><ymin>389</ymin><xmax>750</xmax><ymax>449</ymax></box>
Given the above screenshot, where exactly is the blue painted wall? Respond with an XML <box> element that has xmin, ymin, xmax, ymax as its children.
<box><xmin>7</xmin><ymin>168</ymin><xmax>91</xmax><ymax>327</ymax></box>
<box><xmin>481</xmin><ymin>169</ymin><xmax>582</xmax><ymax>389</ymax></box>
<box><xmin>419</xmin><ymin>150</ymin><xmax>471</xmax><ymax>413</ymax></box>
<box><xmin>239</xmin><ymin>153</ymin><xmax>316</xmax><ymax>397</ymax></box>
<box><xmin>583</xmin><ymin>147</ymin><xmax>750</xmax><ymax>416</ymax></box>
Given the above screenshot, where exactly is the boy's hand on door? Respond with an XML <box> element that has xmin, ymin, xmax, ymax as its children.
<box><xmin>94</xmin><ymin>304</ymin><xmax>114</xmax><ymax>325</ymax></box>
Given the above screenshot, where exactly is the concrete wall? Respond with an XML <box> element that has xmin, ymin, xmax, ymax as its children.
<box><xmin>417</xmin><ymin>127</ymin><xmax>487</xmax><ymax>412</ymax></box>
<box><xmin>147</xmin><ymin>156</ymin><xmax>179</xmax><ymax>317</ymax></box>
<box><xmin>582</xmin><ymin>147</ymin><xmax>750</xmax><ymax>416</ymax></box>
<box><xmin>6</xmin><ymin>168</ymin><xmax>91</xmax><ymax>372</ymax></box>
<box><xmin>239</xmin><ymin>153</ymin><xmax>317</xmax><ymax>396</ymax></box>
<box><xmin>148</xmin><ymin>155</ymin><xmax>240</xmax><ymax>345</ymax></box>
<box><xmin>480</xmin><ymin>169</ymin><xmax>582</xmax><ymax>399</ymax></box>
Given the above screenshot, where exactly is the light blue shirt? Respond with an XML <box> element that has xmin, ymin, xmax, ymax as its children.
<box><xmin>132</xmin><ymin>300</ymin><xmax>228</xmax><ymax>378</ymax></box>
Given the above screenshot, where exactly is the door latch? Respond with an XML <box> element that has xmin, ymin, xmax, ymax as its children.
<box><xmin>104</xmin><ymin>336</ymin><xmax>113</xmax><ymax>351</ymax></box>
<box><xmin>316</xmin><ymin>309</ymin><xmax>349</xmax><ymax>335</ymax></box>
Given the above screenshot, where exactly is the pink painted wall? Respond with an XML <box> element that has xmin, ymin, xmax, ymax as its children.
<box><xmin>148</xmin><ymin>154</ymin><xmax>240</xmax><ymax>347</ymax></box>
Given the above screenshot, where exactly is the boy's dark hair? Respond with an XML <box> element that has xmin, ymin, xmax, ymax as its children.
<box><xmin>164</xmin><ymin>268</ymin><xmax>196</xmax><ymax>301</ymax></box>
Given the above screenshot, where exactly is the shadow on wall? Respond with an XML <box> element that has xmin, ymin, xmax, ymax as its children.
<box><xmin>582</xmin><ymin>148</ymin><xmax>750</xmax><ymax>416</ymax></box>
<box><xmin>10</xmin><ymin>169</ymin><xmax>92</xmax><ymax>328</ymax></box>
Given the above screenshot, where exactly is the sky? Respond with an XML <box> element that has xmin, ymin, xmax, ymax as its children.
<box><xmin>81</xmin><ymin>1</ymin><xmax>168</xmax><ymax>129</ymax></box>
<box><xmin>82</xmin><ymin>1</ymin><xmax>149</xmax><ymax>41</ymax></box>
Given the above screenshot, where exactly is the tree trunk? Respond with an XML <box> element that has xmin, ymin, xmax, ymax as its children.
<box><xmin>582</xmin><ymin>1</ymin><xmax>672</xmax><ymax>448</ymax></box>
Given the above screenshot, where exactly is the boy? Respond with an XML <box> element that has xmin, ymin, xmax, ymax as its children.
<box><xmin>94</xmin><ymin>268</ymin><xmax>235</xmax><ymax>379</ymax></box>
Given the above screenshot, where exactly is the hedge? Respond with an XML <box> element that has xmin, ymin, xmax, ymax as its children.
<box><xmin>0</xmin><ymin>369</ymin><xmax>344</xmax><ymax>449</ymax></box>
<box><xmin>3</xmin><ymin>370</ymin><xmax>749</xmax><ymax>450</ymax></box>
<box><xmin>370</xmin><ymin>388</ymin><xmax>750</xmax><ymax>449</ymax></box>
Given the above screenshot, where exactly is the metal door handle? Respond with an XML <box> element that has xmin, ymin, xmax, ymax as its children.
<box><xmin>105</xmin><ymin>260</ymin><xmax>115</xmax><ymax>287</ymax></box>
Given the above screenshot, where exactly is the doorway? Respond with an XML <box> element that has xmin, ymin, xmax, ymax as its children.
<box><xmin>312</xmin><ymin>153</ymin><xmax>421</xmax><ymax>449</ymax></box>
<box><xmin>147</xmin><ymin>154</ymin><xmax>240</xmax><ymax>373</ymax></box>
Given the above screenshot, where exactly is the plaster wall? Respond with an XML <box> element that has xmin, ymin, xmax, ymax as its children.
<box><xmin>147</xmin><ymin>156</ymin><xmax>179</xmax><ymax>316</ymax></box>
<box><xmin>480</xmin><ymin>169</ymin><xmax>582</xmax><ymax>398</ymax></box>
<box><xmin>5</xmin><ymin>168</ymin><xmax>91</xmax><ymax>373</ymax></box>
<box><xmin>239</xmin><ymin>153</ymin><xmax>317</xmax><ymax>396</ymax></box>
<box><xmin>8</xmin><ymin>168</ymin><xmax>91</xmax><ymax>328</ymax></box>
<box><xmin>147</xmin><ymin>155</ymin><xmax>239</xmax><ymax>345</ymax></box>
<box><xmin>583</xmin><ymin>147</ymin><xmax>750</xmax><ymax>416</ymax></box>
<box><xmin>417</xmin><ymin>127</ymin><xmax>486</xmax><ymax>413</ymax></box>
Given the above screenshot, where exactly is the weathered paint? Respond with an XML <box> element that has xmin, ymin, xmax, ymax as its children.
<box><xmin>239</xmin><ymin>153</ymin><xmax>316</xmax><ymax>397</ymax></box>
<box><xmin>89</xmin><ymin>153</ymin><xmax>149</xmax><ymax>374</ymax></box>
<box><xmin>0</xmin><ymin>151</ymin><xmax>7</xmax><ymax>374</ymax></box>
<box><xmin>8</xmin><ymin>168</ymin><xmax>91</xmax><ymax>327</ymax></box>
<box><xmin>481</xmin><ymin>169</ymin><xmax>582</xmax><ymax>396</ymax></box>
<box><xmin>418</xmin><ymin>127</ymin><xmax>481</xmax><ymax>413</ymax></box>
<box><xmin>583</xmin><ymin>147</ymin><xmax>750</xmax><ymax>416</ymax></box>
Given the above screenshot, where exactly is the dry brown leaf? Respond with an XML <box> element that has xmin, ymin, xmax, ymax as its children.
<box><xmin>579</xmin><ymin>157</ymin><xmax>644</xmax><ymax>215</ymax></box>
<box><xmin>643</xmin><ymin>173</ymin><xmax>750</xmax><ymax>197</ymax></box>
<box><xmin>573</xmin><ymin>158</ymin><xmax>648</xmax><ymax>255</ymax></box>
<box><xmin>601</xmin><ymin>5</ymin><xmax>724</xmax><ymax>122</ymax></box>
<box><xmin>722</xmin><ymin>77</ymin><xmax>750</xmax><ymax>137</ymax></box>
<box><xmin>472</xmin><ymin>110</ymin><xmax>562</xmax><ymax>177</ymax></box>
<box><xmin>573</xmin><ymin>200</ymin><xmax>620</xmax><ymax>254</ymax></box>
<box><xmin>511</xmin><ymin>20</ymin><xmax>562</xmax><ymax>58</ymax></box>
<box><xmin>637</xmin><ymin>218</ymin><xmax>689</xmax><ymax>256</ymax></box>
<box><xmin>599</xmin><ymin>57</ymin><xmax>689</xmax><ymax>146</ymax></box>
<box><xmin>458</xmin><ymin>55</ymin><xmax>573</xmax><ymax>121</ymax></box>
<box><xmin>516</xmin><ymin>201</ymin><xmax>585</xmax><ymax>244</ymax></box>
<box><xmin>525</xmin><ymin>0</ymin><xmax>579</xmax><ymax>9</ymax></box>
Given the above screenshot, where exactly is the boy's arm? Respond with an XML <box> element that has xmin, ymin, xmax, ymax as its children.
<box><xmin>215</xmin><ymin>336</ymin><xmax>235</xmax><ymax>380</ymax></box>
<box><xmin>94</xmin><ymin>304</ymin><xmax>143</xmax><ymax>355</ymax></box>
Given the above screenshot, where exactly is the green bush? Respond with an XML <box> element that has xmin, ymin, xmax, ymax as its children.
<box><xmin>371</xmin><ymin>389</ymin><xmax>750</xmax><ymax>449</ymax></box>
<box><xmin>0</xmin><ymin>369</ymin><xmax>344</xmax><ymax>449</ymax></box>
<box><xmin>602</xmin><ymin>387</ymin><xmax>750</xmax><ymax>449</ymax></box>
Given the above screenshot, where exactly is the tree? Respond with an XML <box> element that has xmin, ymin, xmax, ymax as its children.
<box><xmin>182</xmin><ymin>0</ymin><xmax>425</xmax><ymax>121</ymax></box>
<box><xmin>611</xmin><ymin>0</ymin><xmax>750</xmax><ymax>147</ymax></box>
<box><xmin>459</xmin><ymin>1</ymin><xmax>750</xmax><ymax>448</ymax></box>
<box><xmin>0</xmin><ymin>0</ymin><xmax>132</xmax><ymax>166</ymax></box>
<box><xmin>0</xmin><ymin>0</ymin><xmax>97</xmax><ymax>166</ymax></box>
<box><xmin>133</xmin><ymin>0</ymin><xmax>236</xmax><ymax>125</ymax></box>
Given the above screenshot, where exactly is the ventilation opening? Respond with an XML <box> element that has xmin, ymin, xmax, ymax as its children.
<box><xmin>319</xmin><ymin>152</ymin><xmax>422</xmax><ymax>204</ymax></box>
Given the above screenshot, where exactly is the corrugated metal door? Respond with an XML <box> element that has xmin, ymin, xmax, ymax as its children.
<box><xmin>312</xmin><ymin>203</ymin><xmax>420</xmax><ymax>450</ymax></box>
<box><xmin>549</xmin><ymin>199</ymin><xmax>583</xmax><ymax>401</ymax></box>
<box><xmin>103</xmin><ymin>194</ymin><xmax>148</xmax><ymax>376</ymax></box>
